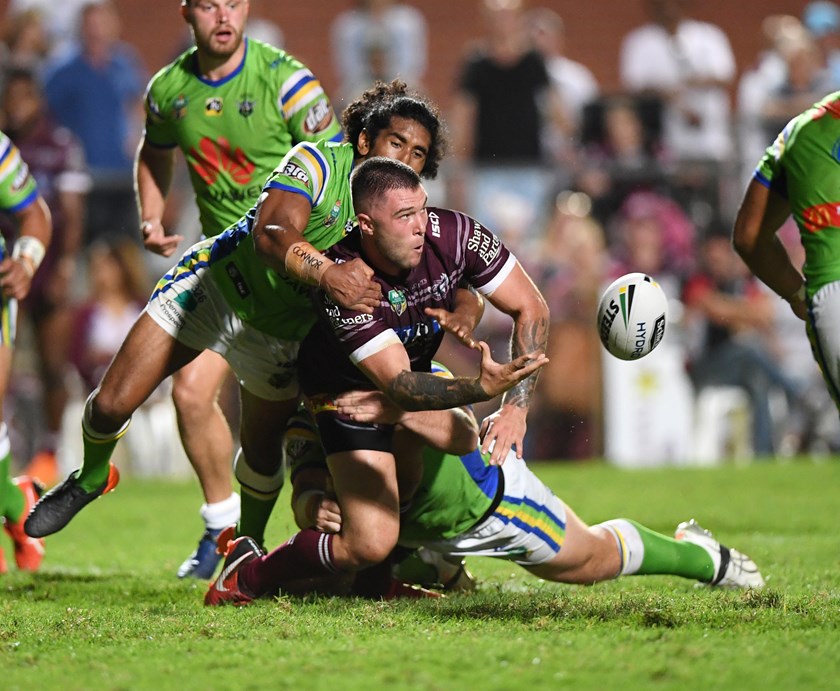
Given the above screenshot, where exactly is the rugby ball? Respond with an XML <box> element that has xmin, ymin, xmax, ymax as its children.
<box><xmin>597</xmin><ymin>273</ymin><xmax>667</xmax><ymax>361</ymax></box>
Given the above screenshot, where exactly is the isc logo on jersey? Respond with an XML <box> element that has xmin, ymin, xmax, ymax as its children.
<box><xmin>429</xmin><ymin>211</ymin><xmax>440</xmax><ymax>237</ymax></box>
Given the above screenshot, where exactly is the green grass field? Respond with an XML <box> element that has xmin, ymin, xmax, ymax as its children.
<box><xmin>2</xmin><ymin>460</ymin><xmax>839</xmax><ymax>690</ymax></box>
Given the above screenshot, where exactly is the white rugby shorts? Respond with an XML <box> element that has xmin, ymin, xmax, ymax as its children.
<box><xmin>400</xmin><ymin>452</ymin><xmax>568</xmax><ymax>566</ymax></box>
<box><xmin>146</xmin><ymin>254</ymin><xmax>299</xmax><ymax>401</ymax></box>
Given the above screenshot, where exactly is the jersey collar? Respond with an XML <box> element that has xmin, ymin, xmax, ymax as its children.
<box><xmin>193</xmin><ymin>37</ymin><xmax>248</xmax><ymax>87</ymax></box>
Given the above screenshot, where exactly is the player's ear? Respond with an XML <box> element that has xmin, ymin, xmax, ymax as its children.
<box><xmin>356</xmin><ymin>129</ymin><xmax>371</xmax><ymax>157</ymax></box>
<box><xmin>180</xmin><ymin>2</ymin><xmax>190</xmax><ymax>23</ymax></box>
<box><xmin>357</xmin><ymin>212</ymin><xmax>374</xmax><ymax>235</ymax></box>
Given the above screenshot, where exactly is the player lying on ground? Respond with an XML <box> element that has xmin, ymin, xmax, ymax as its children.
<box><xmin>23</xmin><ymin>85</ymin><xmax>456</xmax><ymax>547</ymax></box>
<box><xmin>205</xmin><ymin>156</ymin><xmax>551</xmax><ymax>603</ymax></box>
<box><xmin>206</xmin><ymin>362</ymin><xmax>765</xmax><ymax>605</ymax></box>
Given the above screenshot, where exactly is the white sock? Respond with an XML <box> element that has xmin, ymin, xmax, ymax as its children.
<box><xmin>597</xmin><ymin>518</ymin><xmax>645</xmax><ymax>576</ymax></box>
<box><xmin>200</xmin><ymin>493</ymin><xmax>241</xmax><ymax>531</ymax></box>
<box><xmin>0</xmin><ymin>422</ymin><xmax>10</xmax><ymax>458</ymax></box>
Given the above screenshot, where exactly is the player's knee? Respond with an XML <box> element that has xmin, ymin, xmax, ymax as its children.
<box><xmin>345</xmin><ymin>544</ymin><xmax>394</xmax><ymax>571</ymax></box>
<box><xmin>171</xmin><ymin>377</ymin><xmax>212</xmax><ymax>414</ymax></box>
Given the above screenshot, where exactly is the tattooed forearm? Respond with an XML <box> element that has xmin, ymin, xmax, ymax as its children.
<box><xmin>505</xmin><ymin>313</ymin><xmax>550</xmax><ymax>408</ymax></box>
<box><xmin>387</xmin><ymin>371</ymin><xmax>490</xmax><ymax>411</ymax></box>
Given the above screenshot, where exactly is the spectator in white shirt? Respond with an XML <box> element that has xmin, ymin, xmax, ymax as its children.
<box><xmin>619</xmin><ymin>0</ymin><xmax>736</xmax><ymax>162</ymax></box>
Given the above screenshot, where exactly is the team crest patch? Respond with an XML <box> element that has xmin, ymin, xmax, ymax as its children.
<box><xmin>324</xmin><ymin>199</ymin><xmax>341</xmax><ymax>227</ymax></box>
<box><xmin>238</xmin><ymin>98</ymin><xmax>255</xmax><ymax>117</ymax></box>
<box><xmin>205</xmin><ymin>97</ymin><xmax>223</xmax><ymax>116</ymax></box>
<box><xmin>172</xmin><ymin>94</ymin><xmax>187</xmax><ymax>120</ymax></box>
<box><xmin>388</xmin><ymin>289</ymin><xmax>407</xmax><ymax>315</ymax></box>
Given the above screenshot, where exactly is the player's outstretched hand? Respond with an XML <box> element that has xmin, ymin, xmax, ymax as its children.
<box><xmin>321</xmin><ymin>258</ymin><xmax>381</xmax><ymax>313</ymax></box>
<box><xmin>479</xmin><ymin>405</ymin><xmax>527</xmax><ymax>465</ymax></box>
<box><xmin>335</xmin><ymin>390</ymin><xmax>402</xmax><ymax>424</ymax></box>
<box><xmin>425</xmin><ymin>306</ymin><xmax>477</xmax><ymax>348</ymax></box>
<box><xmin>142</xmin><ymin>219</ymin><xmax>183</xmax><ymax>257</ymax></box>
<box><xmin>474</xmin><ymin>341</ymin><xmax>548</xmax><ymax>400</ymax></box>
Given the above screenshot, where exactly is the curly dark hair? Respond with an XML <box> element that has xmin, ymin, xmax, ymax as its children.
<box><xmin>341</xmin><ymin>80</ymin><xmax>447</xmax><ymax>179</ymax></box>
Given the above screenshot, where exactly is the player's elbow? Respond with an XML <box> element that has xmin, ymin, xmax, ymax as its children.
<box><xmin>732</xmin><ymin>215</ymin><xmax>759</xmax><ymax>261</ymax></box>
<box><xmin>448</xmin><ymin>430</ymin><xmax>479</xmax><ymax>456</ymax></box>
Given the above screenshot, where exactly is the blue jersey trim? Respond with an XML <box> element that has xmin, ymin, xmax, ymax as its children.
<box><xmin>457</xmin><ymin>448</ymin><xmax>499</xmax><ymax>501</ymax></box>
<box><xmin>4</xmin><ymin>188</ymin><xmax>38</xmax><ymax>214</ymax></box>
<box><xmin>265</xmin><ymin>181</ymin><xmax>314</xmax><ymax>205</ymax></box>
<box><xmin>194</xmin><ymin>38</ymin><xmax>248</xmax><ymax>87</ymax></box>
<box><xmin>753</xmin><ymin>171</ymin><xmax>771</xmax><ymax>188</ymax></box>
<box><xmin>0</xmin><ymin>142</ymin><xmax>13</xmax><ymax>167</ymax></box>
<box><xmin>283</xmin><ymin>73</ymin><xmax>315</xmax><ymax>103</ymax></box>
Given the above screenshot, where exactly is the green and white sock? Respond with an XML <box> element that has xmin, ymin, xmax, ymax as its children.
<box><xmin>234</xmin><ymin>449</ymin><xmax>284</xmax><ymax>548</ymax></box>
<box><xmin>599</xmin><ymin>518</ymin><xmax>715</xmax><ymax>582</ymax></box>
<box><xmin>78</xmin><ymin>392</ymin><xmax>130</xmax><ymax>493</ymax></box>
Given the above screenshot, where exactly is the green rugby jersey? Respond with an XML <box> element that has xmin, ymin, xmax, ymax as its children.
<box><xmin>756</xmin><ymin>91</ymin><xmax>840</xmax><ymax>297</ymax></box>
<box><xmin>144</xmin><ymin>38</ymin><xmax>342</xmax><ymax>237</ymax></box>
<box><xmin>399</xmin><ymin>445</ymin><xmax>499</xmax><ymax>544</ymax></box>
<box><xmin>0</xmin><ymin>130</ymin><xmax>40</xmax><ymax>254</ymax></box>
<box><xmin>206</xmin><ymin>139</ymin><xmax>356</xmax><ymax>341</ymax></box>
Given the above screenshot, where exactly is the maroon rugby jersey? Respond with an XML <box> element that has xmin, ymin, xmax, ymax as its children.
<box><xmin>299</xmin><ymin>207</ymin><xmax>517</xmax><ymax>396</ymax></box>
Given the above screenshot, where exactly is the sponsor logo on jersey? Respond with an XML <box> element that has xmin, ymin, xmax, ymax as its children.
<box><xmin>304</xmin><ymin>100</ymin><xmax>333</xmax><ymax>134</ymax></box>
<box><xmin>467</xmin><ymin>225</ymin><xmax>501</xmax><ymax>266</ymax></box>
<box><xmin>225</xmin><ymin>262</ymin><xmax>250</xmax><ymax>298</ymax></box>
<box><xmin>802</xmin><ymin>202</ymin><xmax>840</xmax><ymax>232</ymax></box>
<box><xmin>238</xmin><ymin>98</ymin><xmax>255</xmax><ymax>118</ymax></box>
<box><xmin>429</xmin><ymin>211</ymin><xmax>440</xmax><ymax>238</ymax></box>
<box><xmin>344</xmin><ymin>218</ymin><xmax>355</xmax><ymax>235</ymax></box>
<box><xmin>205</xmin><ymin>97</ymin><xmax>223</xmax><ymax>116</ymax></box>
<box><xmin>189</xmin><ymin>136</ymin><xmax>256</xmax><ymax>186</ymax></box>
<box><xmin>11</xmin><ymin>163</ymin><xmax>30</xmax><ymax>193</ymax></box>
<box><xmin>324</xmin><ymin>200</ymin><xmax>341</xmax><ymax>227</ymax></box>
<box><xmin>393</xmin><ymin>320</ymin><xmax>438</xmax><ymax>346</ymax></box>
<box><xmin>172</xmin><ymin>94</ymin><xmax>188</xmax><ymax>120</ymax></box>
<box><xmin>388</xmin><ymin>289</ymin><xmax>407</xmax><ymax>315</ymax></box>
<box><xmin>282</xmin><ymin>162</ymin><xmax>309</xmax><ymax>184</ymax></box>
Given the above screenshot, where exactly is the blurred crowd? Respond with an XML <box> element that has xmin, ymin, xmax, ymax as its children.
<box><xmin>0</xmin><ymin>0</ymin><xmax>838</xmax><ymax>474</ymax></box>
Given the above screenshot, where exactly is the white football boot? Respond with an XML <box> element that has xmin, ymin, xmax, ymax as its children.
<box><xmin>675</xmin><ymin>519</ymin><xmax>765</xmax><ymax>589</ymax></box>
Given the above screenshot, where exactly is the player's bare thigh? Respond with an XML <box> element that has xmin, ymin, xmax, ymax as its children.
<box><xmin>326</xmin><ymin>449</ymin><xmax>400</xmax><ymax>570</ymax></box>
